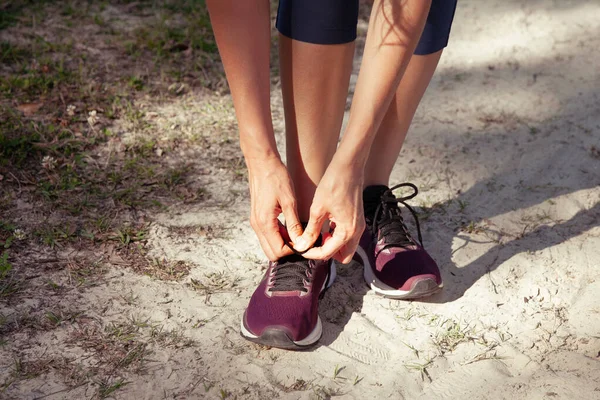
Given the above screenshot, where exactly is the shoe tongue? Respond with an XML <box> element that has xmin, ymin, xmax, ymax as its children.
<box><xmin>279</xmin><ymin>254</ymin><xmax>308</xmax><ymax>265</ymax></box>
<box><xmin>363</xmin><ymin>185</ymin><xmax>389</xmax><ymax>204</ymax></box>
<box><xmin>381</xmin><ymin>228</ymin><xmax>411</xmax><ymax>247</ymax></box>
<box><xmin>363</xmin><ymin>185</ymin><xmax>390</xmax><ymax>225</ymax></box>
<box><xmin>363</xmin><ymin>186</ymin><xmax>413</xmax><ymax>247</ymax></box>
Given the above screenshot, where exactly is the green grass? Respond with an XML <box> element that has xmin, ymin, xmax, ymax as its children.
<box><xmin>98</xmin><ymin>378</ymin><xmax>130</xmax><ymax>399</ymax></box>
<box><xmin>404</xmin><ymin>358</ymin><xmax>434</xmax><ymax>382</ymax></box>
<box><xmin>0</xmin><ymin>221</ymin><xmax>16</xmax><ymax>250</ymax></box>
<box><xmin>433</xmin><ymin>318</ymin><xmax>477</xmax><ymax>355</ymax></box>
<box><xmin>0</xmin><ymin>1</ymin><xmax>41</xmax><ymax>30</ymax></box>
<box><xmin>0</xmin><ymin>108</ymin><xmax>43</xmax><ymax>167</ymax></box>
<box><xmin>332</xmin><ymin>364</ymin><xmax>346</xmax><ymax>380</ymax></box>
<box><xmin>0</xmin><ymin>252</ymin><xmax>11</xmax><ymax>280</ymax></box>
<box><xmin>130</xmin><ymin>0</ymin><xmax>217</xmax><ymax>57</ymax></box>
<box><xmin>0</xmin><ymin>42</ymin><xmax>33</xmax><ymax>64</ymax></box>
<box><xmin>0</xmin><ymin>251</ymin><xmax>19</xmax><ymax>298</ymax></box>
<box><xmin>0</xmin><ymin>58</ymin><xmax>75</xmax><ymax>99</ymax></box>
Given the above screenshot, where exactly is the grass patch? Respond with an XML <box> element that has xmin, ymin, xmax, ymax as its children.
<box><xmin>432</xmin><ymin>318</ymin><xmax>478</xmax><ymax>355</ymax></box>
<box><xmin>0</xmin><ymin>1</ymin><xmax>50</xmax><ymax>30</ymax></box>
<box><xmin>97</xmin><ymin>377</ymin><xmax>130</xmax><ymax>399</ymax></box>
<box><xmin>0</xmin><ymin>251</ymin><xmax>20</xmax><ymax>298</ymax></box>
<box><xmin>404</xmin><ymin>358</ymin><xmax>434</xmax><ymax>382</ymax></box>
<box><xmin>0</xmin><ymin>1</ymin><xmax>241</xmax><ymax>394</ymax></box>
<box><xmin>190</xmin><ymin>271</ymin><xmax>240</xmax><ymax>296</ymax></box>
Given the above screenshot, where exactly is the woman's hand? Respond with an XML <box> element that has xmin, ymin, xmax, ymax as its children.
<box><xmin>247</xmin><ymin>156</ymin><xmax>303</xmax><ymax>261</ymax></box>
<box><xmin>295</xmin><ymin>158</ymin><xmax>366</xmax><ymax>263</ymax></box>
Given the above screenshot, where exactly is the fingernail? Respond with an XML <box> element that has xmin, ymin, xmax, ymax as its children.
<box><xmin>295</xmin><ymin>237</ymin><xmax>307</xmax><ymax>251</ymax></box>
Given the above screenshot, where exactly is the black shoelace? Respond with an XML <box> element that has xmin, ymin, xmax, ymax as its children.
<box><xmin>369</xmin><ymin>183</ymin><xmax>424</xmax><ymax>250</ymax></box>
<box><xmin>269</xmin><ymin>255</ymin><xmax>312</xmax><ymax>293</ymax></box>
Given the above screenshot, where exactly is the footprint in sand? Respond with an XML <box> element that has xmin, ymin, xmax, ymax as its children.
<box><xmin>321</xmin><ymin>314</ymin><xmax>407</xmax><ymax>365</ymax></box>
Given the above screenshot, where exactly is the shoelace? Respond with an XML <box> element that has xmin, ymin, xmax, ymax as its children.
<box><xmin>269</xmin><ymin>255</ymin><xmax>312</xmax><ymax>293</ymax></box>
<box><xmin>371</xmin><ymin>183</ymin><xmax>424</xmax><ymax>249</ymax></box>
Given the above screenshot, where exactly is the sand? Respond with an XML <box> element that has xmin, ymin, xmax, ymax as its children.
<box><xmin>3</xmin><ymin>0</ymin><xmax>600</xmax><ymax>399</ymax></box>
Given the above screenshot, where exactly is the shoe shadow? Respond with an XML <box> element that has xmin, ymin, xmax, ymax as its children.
<box><xmin>389</xmin><ymin>54</ymin><xmax>600</xmax><ymax>303</ymax></box>
<box><xmin>315</xmin><ymin>260</ymin><xmax>369</xmax><ymax>348</ymax></box>
<box><xmin>423</xmin><ymin>200</ymin><xmax>600</xmax><ymax>304</ymax></box>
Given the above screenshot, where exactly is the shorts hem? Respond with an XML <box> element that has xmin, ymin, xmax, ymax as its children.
<box><xmin>276</xmin><ymin>25</ymin><xmax>357</xmax><ymax>45</ymax></box>
<box><xmin>414</xmin><ymin>39</ymin><xmax>450</xmax><ymax>55</ymax></box>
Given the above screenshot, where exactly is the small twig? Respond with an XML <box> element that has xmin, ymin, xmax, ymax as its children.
<box><xmin>8</xmin><ymin>172</ymin><xmax>22</xmax><ymax>192</ymax></box>
<box><xmin>59</xmin><ymin>91</ymin><xmax>66</xmax><ymax>108</ymax></box>
<box><xmin>186</xmin><ymin>375</ymin><xmax>206</xmax><ymax>395</ymax></box>
<box><xmin>37</xmin><ymin>258</ymin><xmax>61</xmax><ymax>264</ymax></box>
<box><xmin>33</xmin><ymin>381</ymin><xmax>88</xmax><ymax>399</ymax></box>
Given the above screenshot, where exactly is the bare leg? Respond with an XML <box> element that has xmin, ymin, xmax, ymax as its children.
<box><xmin>364</xmin><ymin>50</ymin><xmax>443</xmax><ymax>187</ymax></box>
<box><xmin>279</xmin><ymin>35</ymin><xmax>355</xmax><ymax>222</ymax></box>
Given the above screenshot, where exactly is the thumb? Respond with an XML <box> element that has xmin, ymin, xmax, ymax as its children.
<box><xmin>282</xmin><ymin>203</ymin><xmax>303</xmax><ymax>244</ymax></box>
<box><xmin>295</xmin><ymin>210</ymin><xmax>324</xmax><ymax>252</ymax></box>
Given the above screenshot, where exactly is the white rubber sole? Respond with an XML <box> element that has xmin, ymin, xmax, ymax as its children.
<box><xmin>354</xmin><ymin>245</ymin><xmax>443</xmax><ymax>300</ymax></box>
<box><xmin>240</xmin><ymin>315</ymin><xmax>323</xmax><ymax>347</ymax></box>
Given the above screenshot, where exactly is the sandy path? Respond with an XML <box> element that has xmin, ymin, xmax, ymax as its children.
<box><xmin>134</xmin><ymin>1</ymin><xmax>600</xmax><ymax>398</ymax></box>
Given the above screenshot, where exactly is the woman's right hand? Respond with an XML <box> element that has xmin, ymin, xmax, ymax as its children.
<box><xmin>247</xmin><ymin>156</ymin><xmax>303</xmax><ymax>261</ymax></box>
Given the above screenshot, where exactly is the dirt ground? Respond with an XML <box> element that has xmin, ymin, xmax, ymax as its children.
<box><xmin>0</xmin><ymin>0</ymin><xmax>599</xmax><ymax>399</ymax></box>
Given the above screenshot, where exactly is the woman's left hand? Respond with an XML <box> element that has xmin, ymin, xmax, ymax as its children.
<box><xmin>294</xmin><ymin>158</ymin><xmax>366</xmax><ymax>263</ymax></box>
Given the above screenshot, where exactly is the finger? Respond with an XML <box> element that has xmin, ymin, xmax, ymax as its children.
<box><xmin>254</xmin><ymin>222</ymin><xmax>278</xmax><ymax>261</ymax></box>
<box><xmin>281</xmin><ymin>199</ymin><xmax>303</xmax><ymax>243</ymax></box>
<box><xmin>278</xmin><ymin>220</ymin><xmax>292</xmax><ymax>244</ymax></box>
<box><xmin>302</xmin><ymin>234</ymin><xmax>346</xmax><ymax>260</ymax></box>
<box><xmin>295</xmin><ymin>208</ymin><xmax>326</xmax><ymax>252</ymax></box>
<box><xmin>321</xmin><ymin>231</ymin><xmax>333</xmax><ymax>245</ymax></box>
<box><xmin>262</xmin><ymin>218</ymin><xmax>293</xmax><ymax>260</ymax></box>
<box><xmin>338</xmin><ymin>241</ymin><xmax>357</xmax><ymax>264</ymax></box>
<box><xmin>252</xmin><ymin>216</ymin><xmax>291</xmax><ymax>261</ymax></box>
<box><xmin>339</xmin><ymin>222</ymin><xmax>365</xmax><ymax>263</ymax></box>
<box><xmin>255</xmin><ymin>231</ymin><xmax>277</xmax><ymax>261</ymax></box>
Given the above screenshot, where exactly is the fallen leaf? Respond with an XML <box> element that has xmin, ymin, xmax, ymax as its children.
<box><xmin>17</xmin><ymin>102</ymin><xmax>44</xmax><ymax>116</ymax></box>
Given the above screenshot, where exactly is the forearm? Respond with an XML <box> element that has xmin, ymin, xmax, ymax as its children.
<box><xmin>207</xmin><ymin>0</ymin><xmax>279</xmax><ymax>163</ymax></box>
<box><xmin>336</xmin><ymin>0</ymin><xmax>432</xmax><ymax>167</ymax></box>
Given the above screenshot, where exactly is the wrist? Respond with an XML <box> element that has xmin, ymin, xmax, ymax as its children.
<box><xmin>239</xmin><ymin>129</ymin><xmax>281</xmax><ymax>167</ymax></box>
<box><xmin>332</xmin><ymin>139</ymin><xmax>370</xmax><ymax>171</ymax></box>
<box><xmin>328</xmin><ymin>152</ymin><xmax>366</xmax><ymax>181</ymax></box>
<box><xmin>245</xmin><ymin>151</ymin><xmax>284</xmax><ymax>175</ymax></box>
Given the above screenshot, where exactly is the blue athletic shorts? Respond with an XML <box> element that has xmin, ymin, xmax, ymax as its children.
<box><xmin>276</xmin><ymin>0</ymin><xmax>457</xmax><ymax>55</ymax></box>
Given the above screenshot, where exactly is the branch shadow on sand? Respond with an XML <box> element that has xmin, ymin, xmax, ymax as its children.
<box><xmin>317</xmin><ymin>2</ymin><xmax>599</xmax><ymax>341</ymax></box>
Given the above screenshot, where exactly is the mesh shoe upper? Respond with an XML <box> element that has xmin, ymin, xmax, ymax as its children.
<box><xmin>243</xmin><ymin>255</ymin><xmax>331</xmax><ymax>342</ymax></box>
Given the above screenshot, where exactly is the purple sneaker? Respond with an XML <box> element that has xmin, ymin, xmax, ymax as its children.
<box><xmin>240</xmin><ymin>254</ymin><xmax>335</xmax><ymax>350</ymax></box>
<box><xmin>355</xmin><ymin>183</ymin><xmax>442</xmax><ymax>299</ymax></box>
